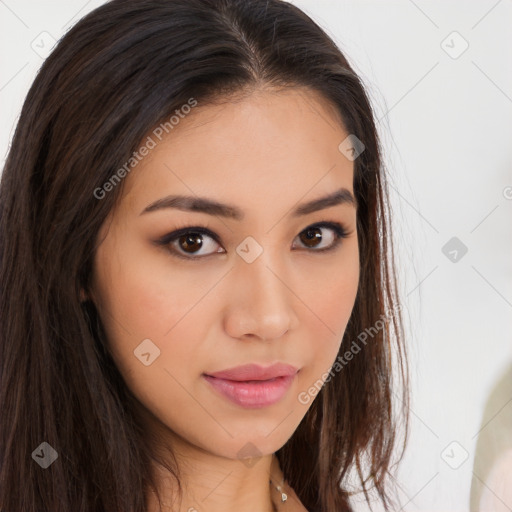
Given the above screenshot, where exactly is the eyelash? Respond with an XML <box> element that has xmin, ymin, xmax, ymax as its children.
<box><xmin>155</xmin><ymin>221</ymin><xmax>351</xmax><ymax>261</ymax></box>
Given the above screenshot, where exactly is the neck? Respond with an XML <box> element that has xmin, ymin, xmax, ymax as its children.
<box><xmin>145</xmin><ymin>434</ymin><xmax>286</xmax><ymax>512</ymax></box>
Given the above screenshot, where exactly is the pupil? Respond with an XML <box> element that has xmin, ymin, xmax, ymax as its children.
<box><xmin>181</xmin><ymin>233</ymin><xmax>202</xmax><ymax>252</ymax></box>
<box><xmin>303</xmin><ymin>228</ymin><xmax>321</xmax><ymax>247</ymax></box>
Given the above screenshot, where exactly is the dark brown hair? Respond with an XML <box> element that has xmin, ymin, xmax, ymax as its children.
<box><xmin>0</xmin><ymin>0</ymin><xmax>409</xmax><ymax>510</ymax></box>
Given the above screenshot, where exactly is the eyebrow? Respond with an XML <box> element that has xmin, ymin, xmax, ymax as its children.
<box><xmin>139</xmin><ymin>187</ymin><xmax>357</xmax><ymax>219</ymax></box>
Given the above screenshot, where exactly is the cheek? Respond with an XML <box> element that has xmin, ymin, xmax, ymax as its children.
<box><xmin>92</xmin><ymin>244</ymin><xmax>229</xmax><ymax>446</ymax></box>
<box><xmin>94</xmin><ymin>236</ymin><xmax>214</xmax><ymax>343</ymax></box>
<box><xmin>293</xmin><ymin>251</ymin><xmax>359</xmax><ymax>388</ymax></box>
<box><xmin>91</xmin><ymin>237</ymin><xmax>220</xmax><ymax>399</ymax></box>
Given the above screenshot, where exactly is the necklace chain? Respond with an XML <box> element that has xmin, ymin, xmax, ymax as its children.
<box><xmin>270</xmin><ymin>476</ymin><xmax>288</xmax><ymax>510</ymax></box>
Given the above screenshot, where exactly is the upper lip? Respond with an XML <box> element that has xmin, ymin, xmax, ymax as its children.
<box><xmin>204</xmin><ymin>363</ymin><xmax>299</xmax><ymax>381</ymax></box>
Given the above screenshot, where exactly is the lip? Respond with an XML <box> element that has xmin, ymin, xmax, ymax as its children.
<box><xmin>203</xmin><ymin>363</ymin><xmax>299</xmax><ymax>409</ymax></box>
<box><xmin>205</xmin><ymin>363</ymin><xmax>298</xmax><ymax>381</ymax></box>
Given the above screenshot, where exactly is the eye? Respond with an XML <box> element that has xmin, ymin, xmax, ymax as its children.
<box><xmin>156</xmin><ymin>226</ymin><xmax>224</xmax><ymax>260</ymax></box>
<box><xmin>292</xmin><ymin>221</ymin><xmax>349</xmax><ymax>252</ymax></box>
<box><xmin>155</xmin><ymin>221</ymin><xmax>350</xmax><ymax>260</ymax></box>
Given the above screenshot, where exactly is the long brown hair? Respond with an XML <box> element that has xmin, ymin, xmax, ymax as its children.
<box><xmin>0</xmin><ymin>1</ymin><xmax>409</xmax><ymax>510</ymax></box>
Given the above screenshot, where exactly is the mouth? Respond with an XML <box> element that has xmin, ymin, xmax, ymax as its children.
<box><xmin>202</xmin><ymin>373</ymin><xmax>298</xmax><ymax>409</ymax></box>
<box><xmin>204</xmin><ymin>362</ymin><xmax>299</xmax><ymax>381</ymax></box>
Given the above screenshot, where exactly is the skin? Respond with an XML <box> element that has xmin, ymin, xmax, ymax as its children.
<box><xmin>87</xmin><ymin>86</ymin><xmax>360</xmax><ymax>512</ymax></box>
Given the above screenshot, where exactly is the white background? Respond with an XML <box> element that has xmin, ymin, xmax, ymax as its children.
<box><xmin>1</xmin><ymin>1</ymin><xmax>511</xmax><ymax>511</ymax></box>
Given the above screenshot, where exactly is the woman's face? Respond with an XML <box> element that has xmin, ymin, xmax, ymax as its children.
<box><xmin>89</xmin><ymin>87</ymin><xmax>360</xmax><ymax>461</ymax></box>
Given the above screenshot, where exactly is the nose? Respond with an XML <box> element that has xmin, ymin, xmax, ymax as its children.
<box><xmin>223</xmin><ymin>253</ymin><xmax>298</xmax><ymax>341</ymax></box>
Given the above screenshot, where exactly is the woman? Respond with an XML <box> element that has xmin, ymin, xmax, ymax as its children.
<box><xmin>0</xmin><ymin>0</ymin><xmax>409</xmax><ymax>510</ymax></box>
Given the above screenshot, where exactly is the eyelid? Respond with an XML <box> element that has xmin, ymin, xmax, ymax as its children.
<box><xmin>156</xmin><ymin>225</ymin><xmax>220</xmax><ymax>246</ymax></box>
<box><xmin>154</xmin><ymin>220</ymin><xmax>351</xmax><ymax>259</ymax></box>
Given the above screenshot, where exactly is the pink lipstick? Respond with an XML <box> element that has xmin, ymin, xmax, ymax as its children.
<box><xmin>203</xmin><ymin>363</ymin><xmax>298</xmax><ymax>409</ymax></box>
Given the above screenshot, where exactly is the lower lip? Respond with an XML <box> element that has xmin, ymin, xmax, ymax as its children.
<box><xmin>202</xmin><ymin>373</ymin><xmax>297</xmax><ymax>409</ymax></box>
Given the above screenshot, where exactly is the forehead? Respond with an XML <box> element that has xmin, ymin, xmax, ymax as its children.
<box><xmin>120</xmin><ymin>87</ymin><xmax>354</xmax><ymax>219</ymax></box>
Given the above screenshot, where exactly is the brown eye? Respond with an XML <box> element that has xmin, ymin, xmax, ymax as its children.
<box><xmin>293</xmin><ymin>222</ymin><xmax>348</xmax><ymax>252</ymax></box>
<box><xmin>157</xmin><ymin>221</ymin><xmax>349</xmax><ymax>261</ymax></box>
<box><xmin>299</xmin><ymin>226</ymin><xmax>323</xmax><ymax>248</ymax></box>
<box><xmin>178</xmin><ymin>233</ymin><xmax>204</xmax><ymax>253</ymax></box>
<box><xmin>158</xmin><ymin>227</ymin><xmax>224</xmax><ymax>259</ymax></box>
